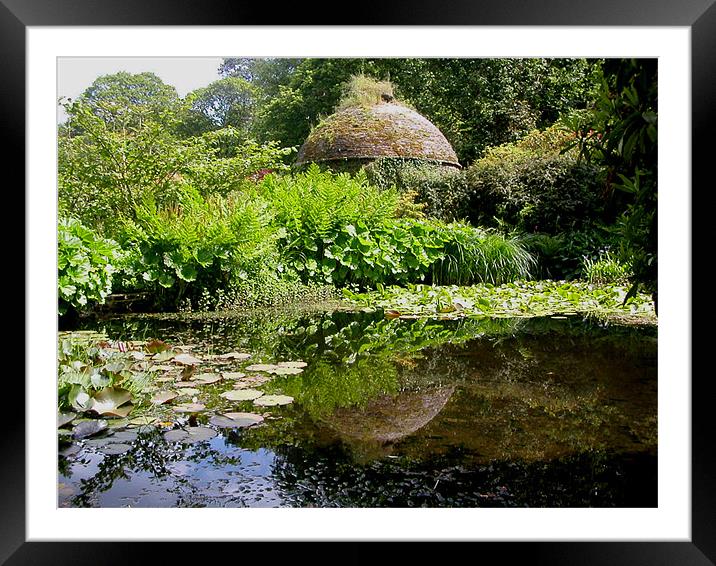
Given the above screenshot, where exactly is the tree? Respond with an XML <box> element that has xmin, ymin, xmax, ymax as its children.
<box><xmin>245</xmin><ymin>58</ymin><xmax>600</xmax><ymax>164</ymax></box>
<box><xmin>76</xmin><ymin>71</ymin><xmax>180</xmax><ymax>130</ymax></box>
<box><xmin>179</xmin><ymin>76</ymin><xmax>258</xmax><ymax>137</ymax></box>
<box><xmin>564</xmin><ymin>59</ymin><xmax>658</xmax><ymax>309</ymax></box>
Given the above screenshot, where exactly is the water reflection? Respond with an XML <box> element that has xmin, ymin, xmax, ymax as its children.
<box><xmin>59</xmin><ymin>310</ymin><xmax>657</xmax><ymax>507</ymax></box>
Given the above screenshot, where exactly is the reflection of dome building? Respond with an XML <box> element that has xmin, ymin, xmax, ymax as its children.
<box><xmin>322</xmin><ymin>385</ymin><xmax>455</xmax><ymax>444</ymax></box>
<box><xmin>295</xmin><ymin>101</ymin><xmax>461</xmax><ymax>172</ymax></box>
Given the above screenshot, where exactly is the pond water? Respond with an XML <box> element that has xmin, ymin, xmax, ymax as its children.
<box><xmin>58</xmin><ymin>308</ymin><xmax>657</xmax><ymax>508</ymax></box>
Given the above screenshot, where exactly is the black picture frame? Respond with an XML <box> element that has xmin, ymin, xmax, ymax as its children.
<box><xmin>7</xmin><ymin>1</ymin><xmax>709</xmax><ymax>564</ymax></box>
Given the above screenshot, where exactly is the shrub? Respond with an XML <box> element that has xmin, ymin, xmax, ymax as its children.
<box><xmin>117</xmin><ymin>187</ymin><xmax>280</xmax><ymax>310</ymax></box>
<box><xmin>464</xmin><ymin>125</ymin><xmax>605</xmax><ymax>234</ymax></box>
<box><xmin>58</xmin><ymin>217</ymin><xmax>121</xmax><ymax>315</ymax></box>
<box><xmin>432</xmin><ymin>224</ymin><xmax>536</xmax><ymax>285</ymax></box>
<box><xmin>363</xmin><ymin>158</ymin><xmax>469</xmax><ymax>222</ymax></box>
<box><xmin>521</xmin><ymin>227</ymin><xmax>621</xmax><ymax>280</ymax></box>
<box><xmin>582</xmin><ymin>250</ymin><xmax>630</xmax><ymax>285</ymax></box>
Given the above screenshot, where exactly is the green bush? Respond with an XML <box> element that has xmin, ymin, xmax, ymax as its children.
<box><xmin>582</xmin><ymin>250</ymin><xmax>630</xmax><ymax>285</ymax></box>
<box><xmin>464</xmin><ymin>126</ymin><xmax>605</xmax><ymax>234</ymax></box>
<box><xmin>522</xmin><ymin>227</ymin><xmax>620</xmax><ymax>280</ymax></box>
<box><xmin>363</xmin><ymin>158</ymin><xmax>469</xmax><ymax>222</ymax></box>
<box><xmin>117</xmin><ymin>187</ymin><xmax>281</xmax><ymax>310</ymax></box>
<box><xmin>58</xmin><ymin>217</ymin><xmax>121</xmax><ymax>315</ymax></box>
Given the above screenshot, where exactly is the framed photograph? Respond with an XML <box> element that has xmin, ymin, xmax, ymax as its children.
<box><xmin>10</xmin><ymin>0</ymin><xmax>708</xmax><ymax>563</ymax></box>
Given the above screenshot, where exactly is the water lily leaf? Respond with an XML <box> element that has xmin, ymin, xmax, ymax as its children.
<box><xmin>151</xmin><ymin>391</ymin><xmax>178</xmax><ymax>405</ymax></box>
<box><xmin>219</xmin><ymin>389</ymin><xmax>263</xmax><ymax>401</ymax></box>
<box><xmin>266</xmin><ymin>366</ymin><xmax>303</xmax><ymax>375</ymax></box>
<box><xmin>175</xmin><ymin>380</ymin><xmax>202</xmax><ymax>388</ymax></box>
<box><xmin>253</xmin><ymin>395</ymin><xmax>294</xmax><ymax>407</ymax></box>
<box><xmin>277</xmin><ymin>361</ymin><xmax>307</xmax><ymax>368</ymax></box>
<box><xmin>244</xmin><ymin>364</ymin><xmax>279</xmax><ymax>372</ymax></box>
<box><xmin>221</xmin><ymin>372</ymin><xmax>246</xmax><ymax>380</ymax></box>
<box><xmin>107</xmin><ymin>418</ymin><xmax>130</xmax><ymax>429</ymax></box>
<box><xmin>153</xmin><ymin>350</ymin><xmax>176</xmax><ymax>362</ymax></box>
<box><xmin>73</xmin><ymin>419</ymin><xmax>108</xmax><ymax>440</ymax></box>
<box><xmin>164</xmin><ymin>426</ymin><xmax>217</xmax><ymax>444</ymax></box>
<box><xmin>177</xmin><ymin>387</ymin><xmax>201</xmax><ymax>396</ymax></box>
<box><xmin>58</xmin><ymin>412</ymin><xmax>77</xmax><ymax>428</ymax></box>
<box><xmin>174</xmin><ymin>353</ymin><xmax>202</xmax><ymax>365</ymax></box>
<box><xmin>146</xmin><ymin>339</ymin><xmax>171</xmax><ymax>353</ymax></box>
<box><xmin>214</xmin><ymin>352</ymin><xmax>252</xmax><ymax>360</ymax></box>
<box><xmin>233</xmin><ymin>375</ymin><xmax>270</xmax><ymax>388</ymax></box>
<box><xmin>90</xmin><ymin>387</ymin><xmax>132</xmax><ymax>416</ymax></box>
<box><xmin>68</xmin><ymin>385</ymin><xmax>93</xmax><ymax>412</ymax></box>
<box><xmin>191</xmin><ymin>373</ymin><xmax>222</xmax><ymax>385</ymax></box>
<box><xmin>128</xmin><ymin>415</ymin><xmax>159</xmax><ymax>426</ymax></box>
<box><xmin>223</xmin><ymin>412</ymin><xmax>264</xmax><ymax>426</ymax></box>
<box><xmin>173</xmin><ymin>403</ymin><xmax>206</xmax><ymax>413</ymax></box>
<box><xmin>102</xmin><ymin>443</ymin><xmax>132</xmax><ymax>456</ymax></box>
<box><xmin>109</xmin><ymin>430</ymin><xmax>138</xmax><ymax>442</ymax></box>
<box><xmin>209</xmin><ymin>413</ymin><xmax>263</xmax><ymax>429</ymax></box>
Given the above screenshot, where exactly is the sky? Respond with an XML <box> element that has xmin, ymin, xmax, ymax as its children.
<box><xmin>57</xmin><ymin>57</ymin><xmax>225</xmax><ymax>122</ymax></box>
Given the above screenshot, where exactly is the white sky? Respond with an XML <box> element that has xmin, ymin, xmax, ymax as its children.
<box><xmin>57</xmin><ymin>57</ymin><xmax>225</xmax><ymax>121</ymax></box>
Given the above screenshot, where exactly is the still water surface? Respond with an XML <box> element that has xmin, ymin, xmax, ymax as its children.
<box><xmin>59</xmin><ymin>309</ymin><xmax>657</xmax><ymax>507</ymax></box>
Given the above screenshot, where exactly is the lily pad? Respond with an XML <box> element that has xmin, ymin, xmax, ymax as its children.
<box><xmin>73</xmin><ymin>419</ymin><xmax>108</xmax><ymax>440</ymax></box>
<box><xmin>209</xmin><ymin>413</ymin><xmax>262</xmax><ymax>429</ymax></box>
<box><xmin>177</xmin><ymin>387</ymin><xmax>201</xmax><ymax>396</ymax></box>
<box><xmin>101</xmin><ymin>443</ymin><xmax>133</xmax><ymax>456</ymax></box>
<box><xmin>151</xmin><ymin>390</ymin><xmax>178</xmax><ymax>405</ymax></box>
<box><xmin>163</xmin><ymin>426</ymin><xmax>217</xmax><ymax>444</ymax></box>
<box><xmin>219</xmin><ymin>389</ymin><xmax>263</xmax><ymax>402</ymax></box>
<box><xmin>223</xmin><ymin>412</ymin><xmax>264</xmax><ymax>426</ymax></box>
<box><xmin>277</xmin><ymin>361</ymin><xmax>307</xmax><ymax>368</ymax></box>
<box><xmin>174</xmin><ymin>380</ymin><xmax>202</xmax><ymax>388</ymax></box>
<box><xmin>266</xmin><ymin>366</ymin><xmax>303</xmax><ymax>375</ymax></box>
<box><xmin>153</xmin><ymin>350</ymin><xmax>176</xmax><ymax>362</ymax></box>
<box><xmin>214</xmin><ymin>352</ymin><xmax>252</xmax><ymax>361</ymax></box>
<box><xmin>108</xmin><ymin>430</ymin><xmax>138</xmax><ymax>442</ymax></box>
<box><xmin>89</xmin><ymin>387</ymin><xmax>133</xmax><ymax>417</ymax></box>
<box><xmin>58</xmin><ymin>412</ymin><xmax>77</xmax><ymax>429</ymax></box>
<box><xmin>172</xmin><ymin>402</ymin><xmax>206</xmax><ymax>413</ymax></box>
<box><xmin>233</xmin><ymin>375</ymin><xmax>270</xmax><ymax>388</ymax></box>
<box><xmin>221</xmin><ymin>372</ymin><xmax>246</xmax><ymax>380</ymax></box>
<box><xmin>128</xmin><ymin>415</ymin><xmax>159</xmax><ymax>426</ymax></box>
<box><xmin>191</xmin><ymin>373</ymin><xmax>222</xmax><ymax>385</ymax></box>
<box><xmin>253</xmin><ymin>395</ymin><xmax>294</xmax><ymax>407</ymax></box>
<box><xmin>174</xmin><ymin>353</ymin><xmax>202</xmax><ymax>365</ymax></box>
<box><xmin>244</xmin><ymin>364</ymin><xmax>279</xmax><ymax>372</ymax></box>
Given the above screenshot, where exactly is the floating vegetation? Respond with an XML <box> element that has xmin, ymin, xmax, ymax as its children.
<box><xmin>342</xmin><ymin>281</ymin><xmax>656</xmax><ymax>322</ymax></box>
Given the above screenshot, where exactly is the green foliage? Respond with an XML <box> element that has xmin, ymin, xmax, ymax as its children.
<box><xmin>582</xmin><ymin>250</ymin><xmax>630</xmax><ymax>285</ymax></box>
<box><xmin>247</xmin><ymin>57</ymin><xmax>600</xmax><ymax>163</ymax></box>
<box><xmin>117</xmin><ymin>188</ymin><xmax>280</xmax><ymax>310</ymax></box>
<box><xmin>464</xmin><ymin>126</ymin><xmax>605</xmax><ymax>234</ymax></box>
<box><xmin>58</xmin><ymin>218</ymin><xmax>121</xmax><ymax>315</ymax></box>
<box><xmin>562</xmin><ymin>59</ymin><xmax>657</xmax><ymax>302</ymax></box>
<box><xmin>182</xmin><ymin>129</ymin><xmax>295</xmax><ymax>196</ymax></box>
<box><xmin>522</xmin><ymin>227</ymin><xmax>620</xmax><ymax>280</ymax></box>
<box><xmin>58</xmin><ymin>99</ymin><xmax>193</xmax><ymax>236</ymax></box>
<box><xmin>363</xmin><ymin>158</ymin><xmax>469</xmax><ymax>222</ymax></box>
<box><xmin>343</xmin><ymin>280</ymin><xmax>655</xmax><ymax>321</ymax></box>
<box><xmin>179</xmin><ymin>76</ymin><xmax>258</xmax><ymax>137</ymax></box>
<box><xmin>336</xmin><ymin>74</ymin><xmax>396</xmax><ymax>109</ymax></box>
<box><xmin>73</xmin><ymin>71</ymin><xmax>181</xmax><ymax>130</ymax></box>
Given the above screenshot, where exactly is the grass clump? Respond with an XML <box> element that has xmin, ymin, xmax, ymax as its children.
<box><xmin>336</xmin><ymin>74</ymin><xmax>396</xmax><ymax>109</ymax></box>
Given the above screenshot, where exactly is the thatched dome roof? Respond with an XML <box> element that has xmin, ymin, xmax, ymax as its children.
<box><xmin>295</xmin><ymin>102</ymin><xmax>461</xmax><ymax>168</ymax></box>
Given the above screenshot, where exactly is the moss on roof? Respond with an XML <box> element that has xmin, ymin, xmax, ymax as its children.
<box><xmin>295</xmin><ymin>101</ymin><xmax>461</xmax><ymax>168</ymax></box>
